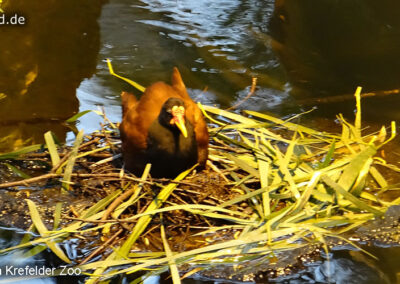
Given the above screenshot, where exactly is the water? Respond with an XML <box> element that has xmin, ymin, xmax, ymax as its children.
<box><xmin>78</xmin><ymin>0</ymin><xmax>290</xmax><ymax>135</ymax></box>
<box><xmin>1</xmin><ymin>0</ymin><xmax>400</xmax><ymax>282</ymax></box>
<box><xmin>0</xmin><ymin>228</ymin><xmax>82</xmax><ymax>283</ymax></box>
<box><xmin>2</xmin><ymin>0</ymin><xmax>400</xmax><ymax>149</ymax></box>
<box><xmin>0</xmin><ymin>0</ymin><xmax>292</xmax><ymax>150</ymax></box>
<box><xmin>269</xmin><ymin>0</ymin><xmax>400</xmax><ymax>123</ymax></box>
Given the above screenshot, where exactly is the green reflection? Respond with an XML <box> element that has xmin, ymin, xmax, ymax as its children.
<box><xmin>0</xmin><ymin>0</ymin><xmax>106</xmax><ymax>151</ymax></box>
<box><xmin>270</xmin><ymin>0</ymin><xmax>400</xmax><ymax>97</ymax></box>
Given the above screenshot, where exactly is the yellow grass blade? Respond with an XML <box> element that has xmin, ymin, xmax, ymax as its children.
<box><xmin>26</xmin><ymin>199</ymin><xmax>70</xmax><ymax>263</ymax></box>
<box><xmin>161</xmin><ymin>223</ymin><xmax>181</xmax><ymax>284</ymax></box>
<box><xmin>106</xmin><ymin>59</ymin><xmax>146</xmax><ymax>92</ymax></box>
<box><xmin>61</xmin><ymin>130</ymin><xmax>84</xmax><ymax>190</ymax></box>
<box><xmin>44</xmin><ymin>131</ymin><xmax>60</xmax><ymax>166</ymax></box>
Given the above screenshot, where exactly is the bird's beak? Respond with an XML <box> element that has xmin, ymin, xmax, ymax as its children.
<box><xmin>175</xmin><ymin>116</ymin><xmax>188</xmax><ymax>138</ymax></box>
<box><xmin>171</xmin><ymin>106</ymin><xmax>188</xmax><ymax>138</ymax></box>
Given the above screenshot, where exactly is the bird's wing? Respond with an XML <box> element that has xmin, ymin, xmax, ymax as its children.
<box><xmin>121</xmin><ymin>83</ymin><xmax>173</xmax><ymax>151</ymax></box>
<box><xmin>186</xmin><ymin>101</ymin><xmax>209</xmax><ymax>167</ymax></box>
<box><xmin>121</xmin><ymin>92</ymin><xmax>138</xmax><ymax>118</ymax></box>
<box><xmin>120</xmin><ymin>91</ymin><xmax>148</xmax><ymax>151</ymax></box>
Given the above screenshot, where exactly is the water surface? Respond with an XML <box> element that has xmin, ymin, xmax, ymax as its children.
<box><xmin>2</xmin><ymin>0</ymin><xmax>400</xmax><ymax>149</ymax></box>
<box><xmin>1</xmin><ymin>1</ymin><xmax>400</xmax><ymax>282</ymax></box>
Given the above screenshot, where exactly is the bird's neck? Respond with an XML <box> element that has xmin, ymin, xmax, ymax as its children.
<box><xmin>148</xmin><ymin>118</ymin><xmax>196</xmax><ymax>155</ymax></box>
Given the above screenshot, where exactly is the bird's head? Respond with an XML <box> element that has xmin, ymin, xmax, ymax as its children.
<box><xmin>160</xmin><ymin>98</ymin><xmax>188</xmax><ymax>138</ymax></box>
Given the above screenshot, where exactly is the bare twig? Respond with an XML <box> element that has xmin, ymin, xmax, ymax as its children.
<box><xmin>101</xmin><ymin>186</ymin><xmax>137</xmax><ymax>221</ymax></box>
<box><xmin>65</xmin><ymin>216</ymin><xmax>120</xmax><ymax>223</ymax></box>
<box><xmin>50</xmin><ymin>151</ymin><xmax>72</xmax><ymax>173</ymax></box>
<box><xmin>154</xmin><ymin>178</ymin><xmax>202</xmax><ymax>188</ymax></box>
<box><xmin>226</xmin><ymin>77</ymin><xmax>257</xmax><ymax>111</ymax></box>
<box><xmin>0</xmin><ymin>173</ymin><xmax>149</xmax><ymax>189</ymax></box>
<box><xmin>80</xmin><ymin>228</ymin><xmax>123</xmax><ymax>265</ymax></box>
<box><xmin>207</xmin><ymin>160</ymin><xmax>230</xmax><ymax>182</ymax></box>
<box><xmin>0</xmin><ymin>170</ymin><xmax>206</xmax><ymax>190</ymax></box>
<box><xmin>90</xmin><ymin>153</ymin><xmax>122</xmax><ymax>167</ymax></box>
<box><xmin>298</xmin><ymin>88</ymin><xmax>400</xmax><ymax>105</ymax></box>
<box><xmin>50</xmin><ymin>138</ymin><xmax>101</xmax><ymax>173</ymax></box>
<box><xmin>0</xmin><ymin>173</ymin><xmax>59</xmax><ymax>188</ymax></box>
<box><xmin>80</xmin><ymin>137</ymin><xmax>101</xmax><ymax>150</ymax></box>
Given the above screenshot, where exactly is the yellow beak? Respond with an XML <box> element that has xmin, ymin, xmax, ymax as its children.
<box><xmin>170</xmin><ymin>105</ymin><xmax>188</xmax><ymax>138</ymax></box>
<box><xmin>174</xmin><ymin>114</ymin><xmax>188</xmax><ymax>138</ymax></box>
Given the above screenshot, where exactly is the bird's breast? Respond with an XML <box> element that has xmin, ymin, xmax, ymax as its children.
<box><xmin>146</xmin><ymin>119</ymin><xmax>198</xmax><ymax>174</ymax></box>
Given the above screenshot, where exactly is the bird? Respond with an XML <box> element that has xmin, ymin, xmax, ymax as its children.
<box><xmin>119</xmin><ymin>67</ymin><xmax>209</xmax><ymax>178</ymax></box>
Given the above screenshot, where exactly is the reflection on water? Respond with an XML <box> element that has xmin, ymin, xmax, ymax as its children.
<box><xmin>1</xmin><ymin>2</ymin><xmax>400</xmax><ymax>280</ymax></box>
<box><xmin>0</xmin><ymin>228</ymin><xmax>56</xmax><ymax>283</ymax></box>
<box><xmin>269</xmin><ymin>0</ymin><xmax>400</xmax><ymax>122</ymax></box>
<box><xmin>100</xmin><ymin>1</ymin><xmax>285</xmax><ymax>94</ymax></box>
<box><xmin>0</xmin><ymin>0</ymin><xmax>105</xmax><ymax>151</ymax></box>
<box><xmin>74</xmin><ymin>0</ymin><xmax>291</xmax><ymax>139</ymax></box>
<box><xmin>2</xmin><ymin>0</ymin><xmax>400</xmax><ymax>150</ymax></box>
<box><xmin>0</xmin><ymin>227</ymin><xmax>92</xmax><ymax>283</ymax></box>
<box><xmin>270</xmin><ymin>0</ymin><xmax>400</xmax><ymax>95</ymax></box>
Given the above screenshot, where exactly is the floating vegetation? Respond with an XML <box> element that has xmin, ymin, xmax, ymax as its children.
<box><xmin>0</xmin><ymin>87</ymin><xmax>399</xmax><ymax>283</ymax></box>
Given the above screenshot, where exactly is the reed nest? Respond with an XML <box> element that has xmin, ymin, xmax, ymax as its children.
<box><xmin>0</xmin><ymin>88</ymin><xmax>400</xmax><ymax>283</ymax></box>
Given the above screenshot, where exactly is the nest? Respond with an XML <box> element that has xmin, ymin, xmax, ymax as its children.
<box><xmin>0</xmin><ymin>97</ymin><xmax>400</xmax><ymax>283</ymax></box>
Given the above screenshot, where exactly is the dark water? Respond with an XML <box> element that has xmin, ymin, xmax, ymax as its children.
<box><xmin>0</xmin><ymin>228</ymin><xmax>84</xmax><ymax>283</ymax></box>
<box><xmin>2</xmin><ymin>0</ymin><xmax>400</xmax><ymax>150</ymax></box>
<box><xmin>1</xmin><ymin>0</ymin><xmax>400</xmax><ymax>282</ymax></box>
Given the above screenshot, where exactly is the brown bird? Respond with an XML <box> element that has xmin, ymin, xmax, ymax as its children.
<box><xmin>119</xmin><ymin>67</ymin><xmax>209</xmax><ymax>178</ymax></box>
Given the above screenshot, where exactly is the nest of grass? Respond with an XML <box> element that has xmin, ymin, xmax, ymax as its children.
<box><xmin>0</xmin><ymin>88</ymin><xmax>400</xmax><ymax>283</ymax></box>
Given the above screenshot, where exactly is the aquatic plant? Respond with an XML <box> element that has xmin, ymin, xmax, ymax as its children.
<box><xmin>0</xmin><ymin>67</ymin><xmax>398</xmax><ymax>282</ymax></box>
